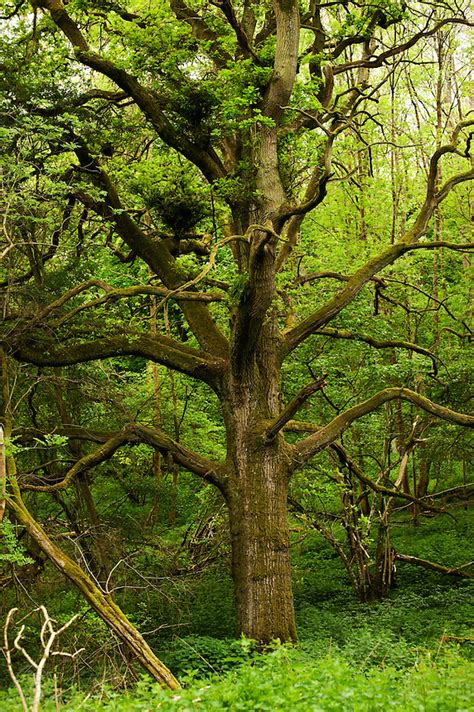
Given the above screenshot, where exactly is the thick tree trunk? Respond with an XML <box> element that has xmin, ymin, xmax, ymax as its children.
<box><xmin>223</xmin><ymin>335</ymin><xmax>297</xmax><ymax>643</ymax></box>
<box><xmin>228</xmin><ymin>456</ymin><xmax>297</xmax><ymax>642</ymax></box>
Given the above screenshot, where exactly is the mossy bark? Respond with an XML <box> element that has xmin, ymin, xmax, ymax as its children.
<box><xmin>7</xmin><ymin>494</ymin><xmax>180</xmax><ymax>689</ymax></box>
<box><xmin>227</xmin><ymin>458</ymin><xmax>296</xmax><ymax>642</ymax></box>
<box><xmin>223</xmin><ymin>327</ymin><xmax>297</xmax><ymax>643</ymax></box>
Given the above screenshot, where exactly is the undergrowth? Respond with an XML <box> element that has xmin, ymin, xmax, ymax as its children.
<box><xmin>1</xmin><ymin>510</ymin><xmax>472</xmax><ymax>710</ymax></box>
<box><xmin>1</xmin><ymin>644</ymin><xmax>473</xmax><ymax>711</ymax></box>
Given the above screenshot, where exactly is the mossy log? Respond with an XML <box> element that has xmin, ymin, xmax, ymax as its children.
<box><xmin>6</xmin><ymin>494</ymin><xmax>180</xmax><ymax>689</ymax></box>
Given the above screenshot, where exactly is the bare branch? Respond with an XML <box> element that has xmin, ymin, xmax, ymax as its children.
<box><xmin>313</xmin><ymin>327</ymin><xmax>439</xmax><ymax>374</ymax></box>
<box><xmin>395</xmin><ymin>553</ymin><xmax>474</xmax><ymax>578</ymax></box>
<box><xmin>3</xmin><ymin>609</ymin><xmax>29</xmax><ymax>712</ymax></box>
<box><xmin>333</xmin><ymin>18</ymin><xmax>474</xmax><ymax>76</ymax></box>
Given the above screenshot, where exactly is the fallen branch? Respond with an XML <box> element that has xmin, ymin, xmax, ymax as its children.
<box><xmin>395</xmin><ymin>553</ymin><xmax>474</xmax><ymax>578</ymax></box>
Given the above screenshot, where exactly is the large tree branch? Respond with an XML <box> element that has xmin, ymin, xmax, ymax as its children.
<box><xmin>19</xmin><ymin>430</ymin><xmax>137</xmax><ymax>492</ymax></box>
<box><xmin>210</xmin><ymin>0</ymin><xmax>258</xmax><ymax>61</ymax></box>
<box><xmin>293</xmin><ymin>388</ymin><xmax>474</xmax><ymax>466</ymax></box>
<box><xmin>35</xmin><ymin>0</ymin><xmax>226</xmax><ymax>182</ymax></box>
<box><xmin>386</xmin><ymin>241</ymin><xmax>474</xmax><ymax>253</ymax></box>
<box><xmin>293</xmin><ymin>240</ymin><xmax>474</xmax><ymax>288</ymax></box>
<box><xmin>30</xmin><ymin>90</ymin><xmax>131</xmax><ymax>117</ymax></box>
<box><xmin>262</xmin><ymin>0</ymin><xmax>300</xmax><ymax>121</ymax></box>
<box><xmin>11</xmin><ymin>333</ymin><xmax>223</xmax><ymax>387</ymax></box>
<box><xmin>283</xmin><ymin>241</ymin><xmax>408</xmax><ymax>352</ymax></box>
<box><xmin>230</xmin><ymin>228</ymin><xmax>281</xmax><ymax>370</ymax></box>
<box><xmin>31</xmin><ymin>279</ymin><xmax>225</xmax><ymax>329</ymax></box>
<box><xmin>71</xmin><ymin>141</ymin><xmax>228</xmax><ymax>357</ymax></box>
<box><xmin>130</xmin><ymin>424</ymin><xmax>227</xmax><ymax>493</ymax></box>
<box><xmin>19</xmin><ymin>424</ymin><xmax>227</xmax><ymax>494</ymax></box>
<box><xmin>333</xmin><ymin>18</ymin><xmax>473</xmax><ymax>76</ymax></box>
<box><xmin>283</xmin><ymin>124</ymin><xmax>474</xmax><ymax>354</ymax></box>
<box><xmin>169</xmin><ymin>0</ymin><xmax>233</xmax><ymax>67</ymax></box>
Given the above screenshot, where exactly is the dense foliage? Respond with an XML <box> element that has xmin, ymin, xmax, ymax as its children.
<box><xmin>1</xmin><ymin>0</ymin><xmax>473</xmax><ymax>707</ymax></box>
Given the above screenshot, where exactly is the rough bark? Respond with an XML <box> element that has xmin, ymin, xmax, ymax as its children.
<box><xmin>228</xmin><ymin>456</ymin><xmax>297</xmax><ymax>643</ymax></box>
<box><xmin>6</xmin><ymin>0</ymin><xmax>472</xmax><ymax>648</ymax></box>
<box><xmin>222</xmin><ymin>324</ymin><xmax>297</xmax><ymax>642</ymax></box>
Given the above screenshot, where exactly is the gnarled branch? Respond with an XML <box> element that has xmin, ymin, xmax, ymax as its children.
<box><xmin>130</xmin><ymin>424</ymin><xmax>227</xmax><ymax>493</ymax></box>
<box><xmin>293</xmin><ymin>388</ymin><xmax>473</xmax><ymax>466</ymax></box>
<box><xmin>265</xmin><ymin>376</ymin><xmax>327</xmax><ymax>441</ymax></box>
<box><xmin>19</xmin><ymin>424</ymin><xmax>227</xmax><ymax>494</ymax></box>
<box><xmin>11</xmin><ymin>333</ymin><xmax>224</xmax><ymax>387</ymax></box>
<box><xmin>313</xmin><ymin>328</ymin><xmax>439</xmax><ymax>374</ymax></box>
<box><xmin>19</xmin><ymin>430</ymin><xmax>138</xmax><ymax>492</ymax></box>
<box><xmin>34</xmin><ymin>0</ymin><xmax>225</xmax><ymax>182</ymax></box>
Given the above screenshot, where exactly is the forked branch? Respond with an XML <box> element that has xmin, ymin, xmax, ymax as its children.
<box><xmin>4</xmin><ymin>606</ymin><xmax>84</xmax><ymax>712</ymax></box>
<box><xmin>265</xmin><ymin>376</ymin><xmax>327</xmax><ymax>441</ymax></box>
<box><xmin>19</xmin><ymin>424</ymin><xmax>227</xmax><ymax>493</ymax></box>
<box><xmin>19</xmin><ymin>430</ymin><xmax>139</xmax><ymax>492</ymax></box>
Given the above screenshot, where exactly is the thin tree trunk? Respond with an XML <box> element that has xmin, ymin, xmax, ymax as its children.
<box><xmin>0</xmin><ymin>423</ymin><xmax>6</xmax><ymax>524</ymax></box>
<box><xmin>53</xmin><ymin>382</ymin><xmax>109</xmax><ymax>579</ymax></box>
<box><xmin>147</xmin><ymin>294</ymin><xmax>162</xmax><ymax>525</ymax></box>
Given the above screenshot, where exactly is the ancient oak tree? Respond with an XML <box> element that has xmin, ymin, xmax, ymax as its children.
<box><xmin>1</xmin><ymin>0</ymin><xmax>473</xmax><ymax>648</ymax></box>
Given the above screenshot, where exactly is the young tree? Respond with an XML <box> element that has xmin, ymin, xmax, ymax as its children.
<box><xmin>1</xmin><ymin>0</ymin><xmax>473</xmax><ymax>646</ymax></box>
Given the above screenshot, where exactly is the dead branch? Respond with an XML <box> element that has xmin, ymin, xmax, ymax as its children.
<box><xmin>395</xmin><ymin>553</ymin><xmax>474</xmax><ymax>578</ymax></box>
<box><xmin>3</xmin><ymin>606</ymin><xmax>84</xmax><ymax>712</ymax></box>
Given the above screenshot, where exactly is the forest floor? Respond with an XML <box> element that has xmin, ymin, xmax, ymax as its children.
<box><xmin>1</xmin><ymin>509</ymin><xmax>473</xmax><ymax>710</ymax></box>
